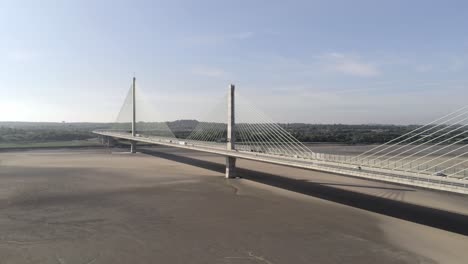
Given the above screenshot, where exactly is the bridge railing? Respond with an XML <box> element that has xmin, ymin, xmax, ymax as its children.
<box><xmin>311</xmin><ymin>152</ymin><xmax>468</xmax><ymax>179</ymax></box>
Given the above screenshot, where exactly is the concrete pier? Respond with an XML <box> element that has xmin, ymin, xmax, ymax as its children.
<box><xmin>105</xmin><ymin>136</ymin><xmax>115</xmax><ymax>147</ymax></box>
<box><xmin>131</xmin><ymin>76</ymin><xmax>137</xmax><ymax>154</ymax></box>
<box><xmin>130</xmin><ymin>141</ymin><xmax>137</xmax><ymax>154</ymax></box>
<box><xmin>226</xmin><ymin>156</ymin><xmax>236</xmax><ymax>178</ymax></box>
<box><xmin>226</xmin><ymin>84</ymin><xmax>236</xmax><ymax>178</ymax></box>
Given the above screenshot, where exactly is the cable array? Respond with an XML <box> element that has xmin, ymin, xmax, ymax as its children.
<box><xmin>351</xmin><ymin>105</ymin><xmax>468</xmax><ymax>178</ymax></box>
<box><xmin>111</xmin><ymin>84</ymin><xmax>133</xmax><ymax>132</ymax></box>
<box><xmin>185</xmin><ymin>95</ymin><xmax>228</xmax><ymax>147</ymax></box>
<box><xmin>110</xmin><ymin>82</ymin><xmax>176</xmax><ymax>138</ymax></box>
<box><xmin>235</xmin><ymin>94</ymin><xmax>315</xmax><ymax>159</ymax></box>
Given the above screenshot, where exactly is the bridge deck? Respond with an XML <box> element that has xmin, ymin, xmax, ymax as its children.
<box><xmin>94</xmin><ymin>131</ymin><xmax>468</xmax><ymax>195</ymax></box>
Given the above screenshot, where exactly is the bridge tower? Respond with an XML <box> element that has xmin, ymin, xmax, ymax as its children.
<box><xmin>226</xmin><ymin>84</ymin><xmax>236</xmax><ymax>178</ymax></box>
<box><xmin>130</xmin><ymin>76</ymin><xmax>137</xmax><ymax>153</ymax></box>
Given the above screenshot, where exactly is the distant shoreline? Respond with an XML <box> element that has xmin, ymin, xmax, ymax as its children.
<box><xmin>0</xmin><ymin>145</ymin><xmax>106</xmax><ymax>152</ymax></box>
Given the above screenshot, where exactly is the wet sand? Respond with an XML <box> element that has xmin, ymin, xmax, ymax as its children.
<box><xmin>0</xmin><ymin>147</ymin><xmax>466</xmax><ymax>263</ymax></box>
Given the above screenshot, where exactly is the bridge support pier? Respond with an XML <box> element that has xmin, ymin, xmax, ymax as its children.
<box><xmin>226</xmin><ymin>156</ymin><xmax>236</xmax><ymax>178</ymax></box>
<box><xmin>131</xmin><ymin>76</ymin><xmax>137</xmax><ymax>154</ymax></box>
<box><xmin>130</xmin><ymin>141</ymin><xmax>136</xmax><ymax>154</ymax></box>
<box><xmin>226</xmin><ymin>84</ymin><xmax>237</xmax><ymax>179</ymax></box>
<box><xmin>105</xmin><ymin>136</ymin><xmax>115</xmax><ymax>148</ymax></box>
<box><xmin>226</xmin><ymin>157</ymin><xmax>236</xmax><ymax>178</ymax></box>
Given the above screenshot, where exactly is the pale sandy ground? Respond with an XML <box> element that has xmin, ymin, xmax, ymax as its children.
<box><xmin>0</xmin><ymin>147</ymin><xmax>467</xmax><ymax>263</ymax></box>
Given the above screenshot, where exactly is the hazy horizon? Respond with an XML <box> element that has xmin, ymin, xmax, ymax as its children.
<box><xmin>0</xmin><ymin>120</ymin><xmax>444</xmax><ymax>126</ymax></box>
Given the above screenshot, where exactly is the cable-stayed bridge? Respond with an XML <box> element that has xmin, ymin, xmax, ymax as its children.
<box><xmin>94</xmin><ymin>78</ymin><xmax>468</xmax><ymax>195</ymax></box>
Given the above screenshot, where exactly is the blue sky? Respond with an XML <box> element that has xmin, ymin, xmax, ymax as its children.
<box><xmin>1</xmin><ymin>0</ymin><xmax>468</xmax><ymax>124</ymax></box>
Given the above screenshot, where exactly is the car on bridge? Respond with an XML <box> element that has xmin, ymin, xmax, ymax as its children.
<box><xmin>434</xmin><ymin>172</ymin><xmax>447</xmax><ymax>177</ymax></box>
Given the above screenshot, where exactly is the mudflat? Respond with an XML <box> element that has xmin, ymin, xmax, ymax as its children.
<box><xmin>0</xmin><ymin>147</ymin><xmax>466</xmax><ymax>263</ymax></box>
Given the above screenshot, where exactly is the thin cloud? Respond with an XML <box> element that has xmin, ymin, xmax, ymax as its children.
<box><xmin>186</xmin><ymin>32</ymin><xmax>254</xmax><ymax>45</ymax></box>
<box><xmin>322</xmin><ymin>52</ymin><xmax>380</xmax><ymax>77</ymax></box>
<box><xmin>333</xmin><ymin>61</ymin><xmax>379</xmax><ymax>77</ymax></box>
<box><xmin>231</xmin><ymin>32</ymin><xmax>254</xmax><ymax>40</ymax></box>
<box><xmin>415</xmin><ymin>64</ymin><xmax>434</xmax><ymax>72</ymax></box>
<box><xmin>6</xmin><ymin>49</ymin><xmax>41</xmax><ymax>62</ymax></box>
<box><xmin>192</xmin><ymin>66</ymin><xmax>228</xmax><ymax>77</ymax></box>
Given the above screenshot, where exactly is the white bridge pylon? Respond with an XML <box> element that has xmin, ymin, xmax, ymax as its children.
<box><xmin>94</xmin><ymin>78</ymin><xmax>468</xmax><ymax>195</ymax></box>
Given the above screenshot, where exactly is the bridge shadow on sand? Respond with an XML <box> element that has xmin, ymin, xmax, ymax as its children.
<box><xmin>140</xmin><ymin>148</ymin><xmax>468</xmax><ymax>236</ymax></box>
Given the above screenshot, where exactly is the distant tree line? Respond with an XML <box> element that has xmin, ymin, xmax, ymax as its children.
<box><xmin>282</xmin><ymin>123</ymin><xmax>419</xmax><ymax>144</ymax></box>
<box><xmin>0</xmin><ymin>122</ymin><xmax>111</xmax><ymax>143</ymax></box>
<box><xmin>1</xmin><ymin>121</ymin><xmax>467</xmax><ymax>145</ymax></box>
